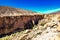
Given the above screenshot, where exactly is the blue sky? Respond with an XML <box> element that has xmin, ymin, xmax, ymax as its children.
<box><xmin>0</xmin><ymin>0</ymin><xmax>60</xmax><ymax>14</ymax></box>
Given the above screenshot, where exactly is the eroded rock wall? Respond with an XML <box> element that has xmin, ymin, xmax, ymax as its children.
<box><xmin>0</xmin><ymin>15</ymin><xmax>44</xmax><ymax>34</ymax></box>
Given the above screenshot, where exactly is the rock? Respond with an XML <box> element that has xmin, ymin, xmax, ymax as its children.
<box><xmin>18</xmin><ymin>34</ymin><xmax>28</xmax><ymax>40</ymax></box>
<box><xmin>55</xmin><ymin>36</ymin><xmax>60</xmax><ymax>40</ymax></box>
<box><xmin>24</xmin><ymin>29</ymin><xmax>31</xmax><ymax>34</ymax></box>
<box><xmin>57</xmin><ymin>25</ymin><xmax>60</xmax><ymax>31</ymax></box>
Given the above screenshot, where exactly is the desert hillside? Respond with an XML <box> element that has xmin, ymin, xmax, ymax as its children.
<box><xmin>0</xmin><ymin>6</ymin><xmax>41</xmax><ymax>17</ymax></box>
<box><xmin>0</xmin><ymin>6</ymin><xmax>60</xmax><ymax>40</ymax></box>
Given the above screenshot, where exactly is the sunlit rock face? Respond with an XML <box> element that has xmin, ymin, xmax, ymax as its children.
<box><xmin>0</xmin><ymin>6</ymin><xmax>44</xmax><ymax>34</ymax></box>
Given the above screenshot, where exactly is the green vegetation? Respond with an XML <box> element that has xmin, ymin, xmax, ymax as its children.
<box><xmin>0</xmin><ymin>36</ymin><xmax>10</xmax><ymax>40</ymax></box>
<box><xmin>0</xmin><ymin>30</ymin><xmax>27</xmax><ymax>40</ymax></box>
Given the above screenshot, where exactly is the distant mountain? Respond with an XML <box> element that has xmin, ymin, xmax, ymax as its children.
<box><xmin>0</xmin><ymin>6</ymin><xmax>40</xmax><ymax>17</ymax></box>
<box><xmin>44</xmin><ymin>10</ymin><xmax>60</xmax><ymax>15</ymax></box>
<box><xmin>50</xmin><ymin>11</ymin><xmax>60</xmax><ymax>14</ymax></box>
<box><xmin>42</xmin><ymin>8</ymin><xmax>60</xmax><ymax>14</ymax></box>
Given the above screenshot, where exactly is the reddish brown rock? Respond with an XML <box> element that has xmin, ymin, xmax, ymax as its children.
<box><xmin>0</xmin><ymin>6</ymin><xmax>44</xmax><ymax>34</ymax></box>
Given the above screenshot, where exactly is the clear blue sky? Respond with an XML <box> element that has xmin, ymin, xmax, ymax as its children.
<box><xmin>0</xmin><ymin>0</ymin><xmax>60</xmax><ymax>13</ymax></box>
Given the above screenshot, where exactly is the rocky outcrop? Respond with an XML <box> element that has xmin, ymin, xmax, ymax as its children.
<box><xmin>0</xmin><ymin>6</ymin><xmax>44</xmax><ymax>34</ymax></box>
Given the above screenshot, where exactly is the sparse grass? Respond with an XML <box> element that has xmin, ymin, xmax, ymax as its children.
<box><xmin>0</xmin><ymin>30</ymin><xmax>27</xmax><ymax>40</ymax></box>
<box><xmin>0</xmin><ymin>36</ymin><xmax>10</xmax><ymax>40</ymax></box>
<box><xmin>0</xmin><ymin>25</ymin><xmax>38</xmax><ymax>40</ymax></box>
<box><xmin>33</xmin><ymin>25</ymin><xmax>37</xmax><ymax>29</ymax></box>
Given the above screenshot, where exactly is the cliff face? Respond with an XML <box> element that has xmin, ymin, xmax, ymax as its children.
<box><xmin>5</xmin><ymin>11</ymin><xmax>60</xmax><ymax>40</ymax></box>
<box><xmin>0</xmin><ymin>6</ymin><xmax>44</xmax><ymax>34</ymax></box>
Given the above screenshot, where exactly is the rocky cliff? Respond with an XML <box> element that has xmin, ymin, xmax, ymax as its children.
<box><xmin>7</xmin><ymin>11</ymin><xmax>60</xmax><ymax>40</ymax></box>
<box><xmin>0</xmin><ymin>6</ymin><xmax>44</xmax><ymax>34</ymax></box>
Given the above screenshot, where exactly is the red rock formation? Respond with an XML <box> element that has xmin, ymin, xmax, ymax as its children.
<box><xmin>0</xmin><ymin>6</ymin><xmax>44</xmax><ymax>34</ymax></box>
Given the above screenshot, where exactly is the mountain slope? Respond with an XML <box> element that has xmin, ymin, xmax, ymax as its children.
<box><xmin>0</xmin><ymin>6</ymin><xmax>41</xmax><ymax>17</ymax></box>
